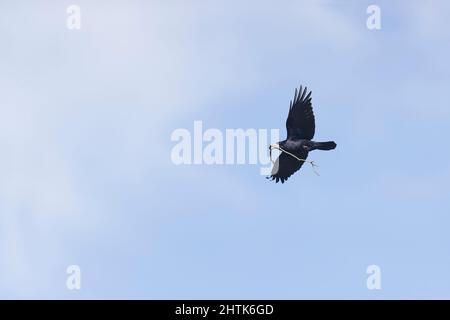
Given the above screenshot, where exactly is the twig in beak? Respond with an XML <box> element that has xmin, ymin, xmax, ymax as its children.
<box><xmin>269</xmin><ymin>145</ymin><xmax>320</xmax><ymax>176</ymax></box>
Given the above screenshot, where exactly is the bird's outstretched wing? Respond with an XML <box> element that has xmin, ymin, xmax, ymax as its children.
<box><xmin>268</xmin><ymin>150</ymin><xmax>308</xmax><ymax>183</ymax></box>
<box><xmin>286</xmin><ymin>86</ymin><xmax>315</xmax><ymax>140</ymax></box>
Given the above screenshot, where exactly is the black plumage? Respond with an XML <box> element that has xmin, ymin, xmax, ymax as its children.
<box><xmin>268</xmin><ymin>86</ymin><xmax>336</xmax><ymax>183</ymax></box>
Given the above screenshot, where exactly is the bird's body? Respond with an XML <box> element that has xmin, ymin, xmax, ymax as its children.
<box><xmin>268</xmin><ymin>86</ymin><xmax>336</xmax><ymax>183</ymax></box>
<box><xmin>281</xmin><ymin>138</ymin><xmax>337</xmax><ymax>153</ymax></box>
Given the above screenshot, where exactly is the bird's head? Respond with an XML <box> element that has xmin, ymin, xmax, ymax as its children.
<box><xmin>269</xmin><ymin>140</ymin><xmax>286</xmax><ymax>151</ymax></box>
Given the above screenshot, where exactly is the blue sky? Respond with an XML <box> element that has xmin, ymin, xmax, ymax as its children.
<box><xmin>1</xmin><ymin>0</ymin><xmax>450</xmax><ymax>299</ymax></box>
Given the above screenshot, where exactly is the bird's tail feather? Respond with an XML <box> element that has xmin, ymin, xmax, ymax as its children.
<box><xmin>313</xmin><ymin>141</ymin><xmax>337</xmax><ymax>151</ymax></box>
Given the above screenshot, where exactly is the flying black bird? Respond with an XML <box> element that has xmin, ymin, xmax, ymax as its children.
<box><xmin>268</xmin><ymin>86</ymin><xmax>336</xmax><ymax>183</ymax></box>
